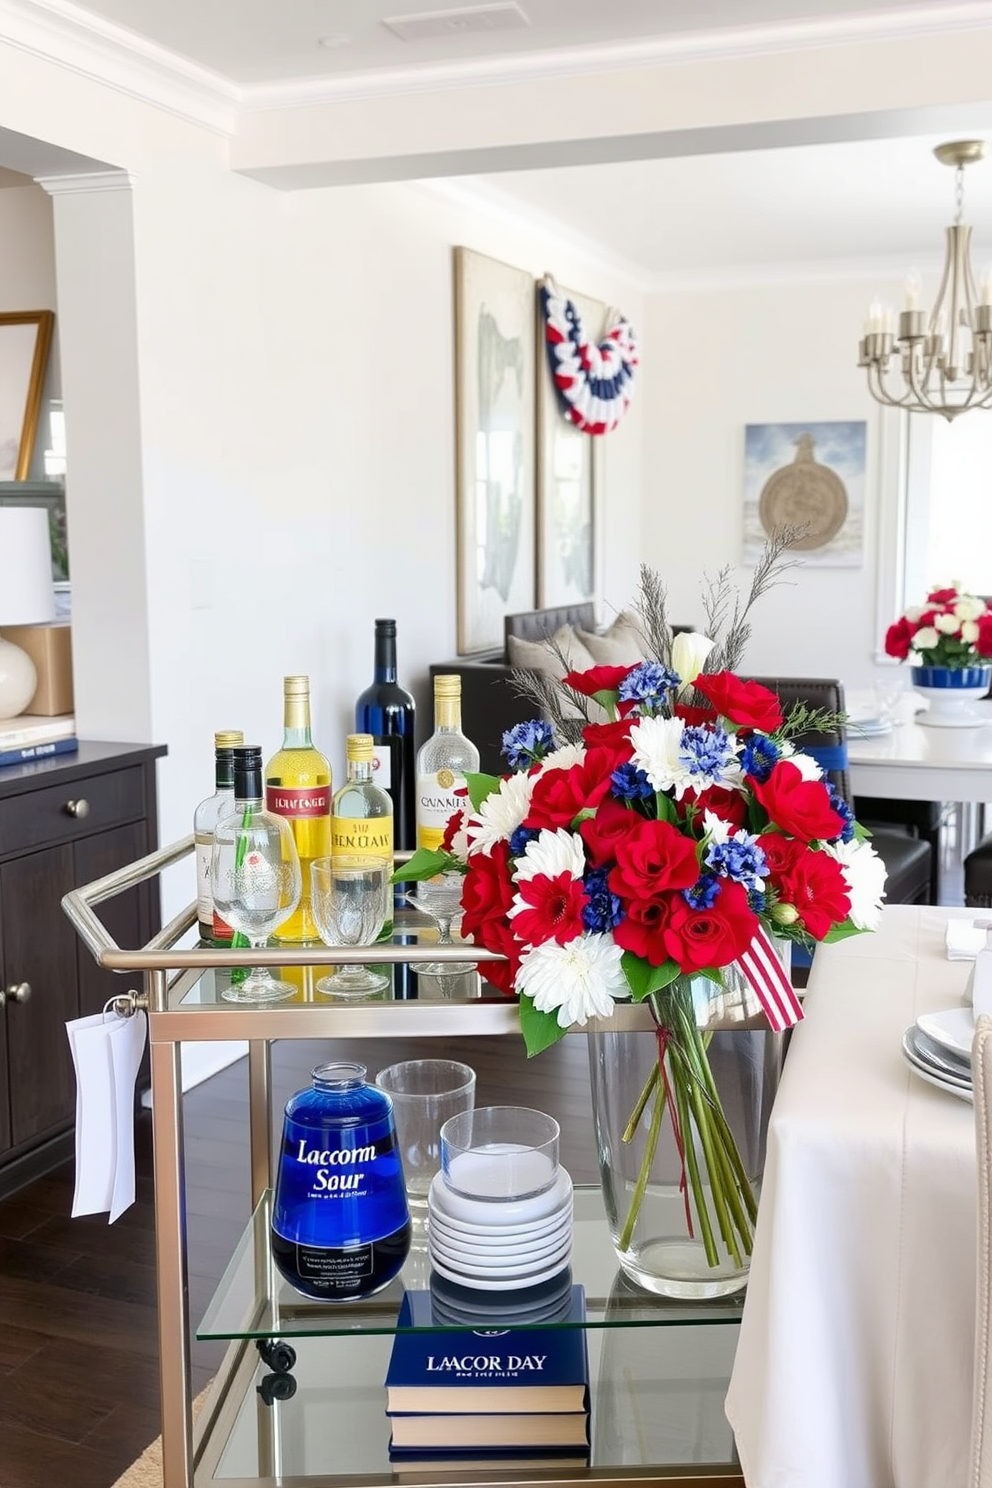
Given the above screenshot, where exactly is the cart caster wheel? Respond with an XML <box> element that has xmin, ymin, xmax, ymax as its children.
<box><xmin>257</xmin><ymin>1371</ymin><xmax>297</xmax><ymax>1406</ymax></box>
<box><xmin>256</xmin><ymin>1339</ymin><xmax>297</xmax><ymax>1373</ymax></box>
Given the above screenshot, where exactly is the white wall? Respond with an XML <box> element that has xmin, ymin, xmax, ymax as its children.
<box><xmin>642</xmin><ymin>274</ymin><xmax>905</xmax><ymax>692</ymax></box>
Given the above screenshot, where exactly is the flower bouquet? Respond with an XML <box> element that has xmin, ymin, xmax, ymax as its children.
<box><xmin>401</xmin><ymin>543</ymin><xmax>886</xmax><ymax>1291</ymax></box>
<box><xmin>884</xmin><ymin>584</ymin><xmax>992</xmax><ymax>668</ymax></box>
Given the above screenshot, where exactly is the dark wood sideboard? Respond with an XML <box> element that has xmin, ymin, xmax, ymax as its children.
<box><xmin>0</xmin><ymin>740</ymin><xmax>166</xmax><ymax>1199</ymax></box>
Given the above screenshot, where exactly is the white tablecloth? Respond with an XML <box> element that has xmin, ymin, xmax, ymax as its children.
<box><xmin>725</xmin><ymin>905</ymin><xmax>979</xmax><ymax>1488</ymax></box>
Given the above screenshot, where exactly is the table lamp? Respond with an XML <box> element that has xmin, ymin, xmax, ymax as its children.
<box><xmin>0</xmin><ymin>507</ymin><xmax>56</xmax><ymax>720</ymax></box>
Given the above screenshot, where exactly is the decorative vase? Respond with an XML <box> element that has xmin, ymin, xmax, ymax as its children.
<box><xmin>587</xmin><ymin>963</ymin><xmax>783</xmax><ymax>1299</ymax></box>
<box><xmin>910</xmin><ymin>664</ymin><xmax>992</xmax><ymax>728</ymax></box>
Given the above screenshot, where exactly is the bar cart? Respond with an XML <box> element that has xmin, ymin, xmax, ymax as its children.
<box><xmin>63</xmin><ymin>838</ymin><xmax>748</xmax><ymax>1487</ymax></box>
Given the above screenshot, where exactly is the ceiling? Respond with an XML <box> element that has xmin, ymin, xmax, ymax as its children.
<box><xmin>9</xmin><ymin>0</ymin><xmax>992</xmax><ymax>281</ymax></box>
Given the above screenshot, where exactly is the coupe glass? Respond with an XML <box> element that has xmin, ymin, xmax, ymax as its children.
<box><xmin>405</xmin><ymin>875</ymin><xmax>473</xmax><ymax>976</ymax></box>
<box><xmin>311</xmin><ymin>855</ymin><xmax>390</xmax><ymax>998</ymax></box>
<box><xmin>211</xmin><ymin>810</ymin><xmax>302</xmax><ymax>1003</ymax></box>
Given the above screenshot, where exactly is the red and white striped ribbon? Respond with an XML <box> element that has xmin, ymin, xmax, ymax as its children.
<box><xmin>737</xmin><ymin>926</ymin><xmax>804</xmax><ymax>1031</ymax></box>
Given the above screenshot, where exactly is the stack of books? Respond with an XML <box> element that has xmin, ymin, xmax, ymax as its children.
<box><xmin>0</xmin><ymin>714</ymin><xmax>77</xmax><ymax>768</ymax></box>
<box><xmin>385</xmin><ymin>1285</ymin><xmax>590</xmax><ymax>1471</ymax></box>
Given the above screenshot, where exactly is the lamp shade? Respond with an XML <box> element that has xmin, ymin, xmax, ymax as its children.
<box><xmin>0</xmin><ymin>507</ymin><xmax>55</xmax><ymax>625</ymax></box>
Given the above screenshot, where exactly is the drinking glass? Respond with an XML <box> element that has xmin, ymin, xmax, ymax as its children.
<box><xmin>404</xmin><ymin>876</ymin><xmax>473</xmax><ymax>976</ymax></box>
<box><xmin>311</xmin><ymin>855</ymin><xmax>390</xmax><ymax>997</ymax></box>
<box><xmin>211</xmin><ymin>811</ymin><xmax>302</xmax><ymax>1003</ymax></box>
<box><xmin>374</xmin><ymin>1059</ymin><xmax>477</xmax><ymax>1214</ymax></box>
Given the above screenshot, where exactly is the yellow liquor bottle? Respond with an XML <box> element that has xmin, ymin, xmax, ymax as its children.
<box><xmin>265</xmin><ymin>675</ymin><xmax>331</xmax><ymax>944</ymax></box>
<box><xmin>331</xmin><ymin>733</ymin><xmax>394</xmax><ymax>940</ymax></box>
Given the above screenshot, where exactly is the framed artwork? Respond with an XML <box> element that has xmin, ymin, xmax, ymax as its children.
<box><xmin>536</xmin><ymin>285</ymin><xmax>602</xmax><ymax>608</ymax></box>
<box><xmin>742</xmin><ymin>420</ymin><xmax>867</xmax><ymax>568</ymax></box>
<box><xmin>454</xmin><ymin>248</ymin><xmax>537</xmax><ymax>655</ymax></box>
<box><xmin>0</xmin><ymin>311</ymin><xmax>54</xmax><ymax>481</ymax></box>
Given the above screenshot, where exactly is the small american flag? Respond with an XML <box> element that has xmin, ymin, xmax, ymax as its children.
<box><xmin>738</xmin><ymin>926</ymin><xmax>804</xmax><ymax>1031</ymax></box>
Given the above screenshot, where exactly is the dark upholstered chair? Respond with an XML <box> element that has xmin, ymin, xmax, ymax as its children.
<box><xmin>852</xmin><ymin>794</ymin><xmax>942</xmax><ymax>903</ymax></box>
<box><xmin>748</xmin><ymin>677</ymin><xmax>933</xmax><ymax>909</ymax></box>
<box><xmin>965</xmin><ymin>835</ymin><xmax>992</xmax><ymax>907</ymax></box>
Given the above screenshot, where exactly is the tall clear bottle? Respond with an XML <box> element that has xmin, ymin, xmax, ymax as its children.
<box><xmin>265</xmin><ymin>675</ymin><xmax>331</xmax><ymax>944</ymax></box>
<box><xmin>331</xmin><ymin>733</ymin><xmax>394</xmax><ymax>940</ymax></box>
<box><xmin>354</xmin><ymin>619</ymin><xmax>416</xmax><ymax>854</ymax></box>
<box><xmin>194</xmin><ymin>729</ymin><xmax>244</xmax><ymax>945</ymax></box>
<box><xmin>415</xmin><ymin>674</ymin><xmax>479</xmax><ymax>855</ymax></box>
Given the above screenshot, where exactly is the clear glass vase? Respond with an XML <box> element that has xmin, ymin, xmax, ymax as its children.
<box><xmin>587</xmin><ymin>962</ymin><xmax>784</xmax><ymax>1299</ymax></box>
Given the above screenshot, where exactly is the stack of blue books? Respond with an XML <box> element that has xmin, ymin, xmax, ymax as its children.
<box><xmin>385</xmin><ymin>1284</ymin><xmax>590</xmax><ymax>1469</ymax></box>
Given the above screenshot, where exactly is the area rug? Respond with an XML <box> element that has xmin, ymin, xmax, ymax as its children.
<box><xmin>111</xmin><ymin>1386</ymin><xmax>211</xmax><ymax>1488</ymax></box>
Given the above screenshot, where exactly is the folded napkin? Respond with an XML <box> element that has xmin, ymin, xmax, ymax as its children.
<box><xmin>945</xmin><ymin>919</ymin><xmax>989</xmax><ymax>961</ymax></box>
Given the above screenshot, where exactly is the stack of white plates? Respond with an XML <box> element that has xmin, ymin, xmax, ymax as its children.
<box><xmin>426</xmin><ymin>1167</ymin><xmax>573</xmax><ymax>1291</ymax></box>
<box><xmin>848</xmin><ymin>712</ymin><xmax>892</xmax><ymax>738</ymax></box>
<box><xmin>901</xmin><ymin>1008</ymin><xmax>974</xmax><ymax>1102</ymax></box>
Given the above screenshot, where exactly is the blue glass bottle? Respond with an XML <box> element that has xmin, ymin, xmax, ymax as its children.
<box><xmin>271</xmin><ymin>1061</ymin><xmax>411</xmax><ymax>1300</ymax></box>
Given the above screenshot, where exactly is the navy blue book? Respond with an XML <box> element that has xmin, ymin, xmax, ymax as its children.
<box><xmin>385</xmin><ymin>1285</ymin><xmax>589</xmax><ymax>1421</ymax></box>
<box><xmin>0</xmin><ymin>735</ymin><xmax>78</xmax><ymax>768</ymax></box>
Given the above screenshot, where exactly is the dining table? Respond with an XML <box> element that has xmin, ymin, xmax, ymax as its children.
<box><xmin>725</xmin><ymin>904</ymin><xmax>981</xmax><ymax>1488</ymax></box>
<box><xmin>846</xmin><ymin>694</ymin><xmax>992</xmax><ymax>804</ymax></box>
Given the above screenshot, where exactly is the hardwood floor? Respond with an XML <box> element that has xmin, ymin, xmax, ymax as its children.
<box><xmin>0</xmin><ymin>1030</ymin><xmax>597</xmax><ymax>1488</ymax></box>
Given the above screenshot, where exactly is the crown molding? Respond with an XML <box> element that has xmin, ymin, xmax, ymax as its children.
<box><xmin>0</xmin><ymin>0</ymin><xmax>237</xmax><ymax>133</ymax></box>
<box><xmin>646</xmin><ymin>249</ymin><xmax>951</xmax><ymax>295</ymax></box>
<box><xmin>36</xmin><ymin>167</ymin><xmax>133</xmax><ymax>193</ymax></box>
<box><xmin>240</xmin><ymin>2</ymin><xmax>992</xmax><ymax>110</ymax></box>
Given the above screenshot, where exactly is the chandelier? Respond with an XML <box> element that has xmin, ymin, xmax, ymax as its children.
<box><xmin>859</xmin><ymin>140</ymin><xmax>992</xmax><ymax>420</ymax></box>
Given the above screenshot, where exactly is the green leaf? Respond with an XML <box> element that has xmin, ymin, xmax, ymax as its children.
<box><xmin>821</xmin><ymin>919</ymin><xmax>869</xmax><ymax>943</ymax></box>
<box><xmin>390</xmin><ymin>848</ymin><xmax>458</xmax><ymax>884</ymax></box>
<box><xmin>621</xmin><ymin>952</ymin><xmax>681</xmax><ymax>1001</ymax></box>
<box><xmin>464</xmin><ymin>772</ymin><xmax>500</xmax><ymax>811</ymax></box>
<box><xmin>655</xmin><ymin>792</ymin><xmax>678</xmax><ymax>824</ymax></box>
<box><xmin>591</xmin><ymin>688</ymin><xmax>620</xmax><ymax>716</ymax></box>
<box><xmin>519</xmin><ymin>995</ymin><xmax>569</xmax><ymax>1056</ymax></box>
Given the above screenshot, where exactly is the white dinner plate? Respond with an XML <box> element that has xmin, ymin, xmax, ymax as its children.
<box><xmin>429</xmin><ymin>1236</ymin><xmax>572</xmax><ymax>1284</ymax></box>
<box><xmin>426</xmin><ymin>1206</ymin><xmax>572</xmax><ymax>1249</ymax></box>
<box><xmin>901</xmin><ymin>1043</ymin><xmax>974</xmax><ymax>1103</ymax></box>
<box><xmin>901</xmin><ymin>1028</ymin><xmax>972</xmax><ymax>1089</ymax></box>
<box><xmin>916</xmin><ymin>1006</ymin><xmax>976</xmax><ymax>1060</ymax></box>
<box><xmin>429</xmin><ymin>1228</ymin><xmax>572</xmax><ymax>1272</ymax></box>
<box><xmin>429</xmin><ymin>1250</ymin><xmax>572</xmax><ymax>1291</ymax></box>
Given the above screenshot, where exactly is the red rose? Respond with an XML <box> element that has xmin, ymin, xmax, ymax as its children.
<box><xmin>884</xmin><ymin>616</ymin><xmax>914</xmax><ymax>661</ymax></box>
<box><xmin>681</xmin><ymin>783</ymin><xmax>749</xmax><ymax>829</ymax></box>
<box><xmin>460</xmin><ymin>845</ymin><xmax>514</xmax><ymax>939</ymax></box>
<box><xmin>674</xmin><ymin>702</ymin><xmax>718</xmax><ymax>726</ymax></box>
<box><xmin>609</xmin><ymin>818</ymin><xmax>699</xmax><ymax>900</ymax></box>
<box><xmin>751</xmin><ymin>760</ymin><xmax>845</xmax><ymax>843</ymax></box>
<box><xmin>613</xmin><ymin>894</ymin><xmax>671</xmax><ymax>964</ymax></box>
<box><xmin>773</xmin><ymin>845</ymin><xmax>851</xmax><ymax>940</ymax></box>
<box><xmin>694</xmin><ymin>672</ymin><xmax>783</xmax><ymax>732</ymax></box>
<box><xmin>564</xmin><ymin>664</ymin><xmax>634</xmax><ymax>698</ymax></box>
<box><xmin>580</xmin><ymin>794</ymin><xmax>641</xmax><ymax>866</ymax></box>
<box><xmin>977</xmin><ymin>614</ymin><xmax>992</xmax><ymax>658</ymax></box>
<box><xmin>581</xmin><ymin>717</ymin><xmax>635</xmax><ymax>769</ymax></box>
<box><xmin>755</xmin><ymin>832</ymin><xmax>804</xmax><ymax>883</ymax></box>
<box><xmin>660</xmin><ymin>879</ymin><xmax>758</xmax><ymax>973</ymax></box>
<box><xmin>525</xmin><ymin>748</ymin><xmax>614</xmax><ymax>830</ymax></box>
<box><xmin>474</xmin><ymin>916</ymin><xmax>522</xmax><ymax>996</ymax></box>
<box><xmin>927</xmin><ymin>587</ymin><xmax>959</xmax><ymax>605</ymax></box>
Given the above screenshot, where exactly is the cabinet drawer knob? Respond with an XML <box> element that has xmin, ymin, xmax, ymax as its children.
<box><xmin>0</xmin><ymin>982</ymin><xmax>31</xmax><ymax>1006</ymax></box>
<box><xmin>65</xmin><ymin>799</ymin><xmax>90</xmax><ymax>819</ymax></box>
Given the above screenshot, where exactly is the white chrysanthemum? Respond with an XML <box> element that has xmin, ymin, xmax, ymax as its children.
<box><xmin>515</xmin><ymin>934</ymin><xmax>628</xmax><ymax>1027</ymax></box>
<box><xmin>629</xmin><ymin>714</ymin><xmax>696</xmax><ymax>796</ymax></box>
<box><xmin>913</xmin><ymin>625</ymin><xmax>940</xmax><ymax>651</ymax></box>
<box><xmin>962</xmin><ymin>619</ymin><xmax>980</xmax><ymax>644</ymax></box>
<box><xmin>783</xmin><ymin>749</ymin><xmax>823</xmax><ymax>782</ymax></box>
<box><xmin>672</xmin><ymin>631</ymin><xmax>715</xmax><ymax>694</ymax></box>
<box><xmin>935</xmin><ymin>612</ymin><xmax>961</xmax><ymax>634</ymax></box>
<box><xmin>537</xmin><ymin>743</ymin><xmax>585</xmax><ymax>774</ymax></box>
<box><xmin>824</xmin><ymin>838</ymin><xmax>887</xmax><ymax>930</ymax></box>
<box><xmin>956</xmin><ymin>596</ymin><xmax>985</xmax><ymax>621</ymax></box>
<box><xmin>514</xmin><ymin>827</ymin><xmax>586</xmax><ymax>883</ymax></box>
<box><xmin>464</xmin><ymin>771</ymin><xmax>534</xmax><ymax>855</ymax></box>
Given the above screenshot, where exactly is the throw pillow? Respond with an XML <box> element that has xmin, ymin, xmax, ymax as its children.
<box><xmin>576</xmin><ymin>608</ymin><xmax>646</xmax><ymax>667</ymax></box>
<box><xmin>507</xmin><ymin>624</ymin><xmax>599</xmax><ymax>720</ymax></box>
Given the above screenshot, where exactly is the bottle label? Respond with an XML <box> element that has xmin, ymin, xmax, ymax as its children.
<box><xmin>416</xmin><ymin>773</ymin><xmax>466</xmax><ymax>851</ymax></box>
<box><xmin>371</xmin><ymin>742</ymin><xmax>392</xmax><ymax>789</ymax></box>
<box><xmin>272</xmin><ymin>1117</ymin><xmax>408</xmax><ymax>1247</ymax></box>
<box><xmin>331</xmin><ymin>817</ymin><xmax>394</xmax><ymax>857</ymax></box>
<box><xmin>295</xmin><ymin>1239</ymin><xmax>373</xmax><ymax>1284</ymax></box>
<box><xmin>266</xmin><ymin>784</ymin><xmax>331</xmax><ymax>819</ymax></box>
<box><xmin>194</xmin><ymin>839</ymin><xmax>213</xmax><ymax>925</ymax></box>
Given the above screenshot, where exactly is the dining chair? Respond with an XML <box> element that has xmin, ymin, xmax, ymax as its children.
<box><xmin>970</xmin><ymin>1014</ymin><xmax>992</xmax><ymax>1487</ymax></box>
<box><xmin>965</xmin><ymin>836</ymin><xmax>992</xmax><ymax>909</ymax></box>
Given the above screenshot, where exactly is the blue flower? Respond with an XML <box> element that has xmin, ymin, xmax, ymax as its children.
<box><xmin>610</xmin><ymin>761</ymin><xmax>654</xmax><ymax>801</ymax></box>
<box><xmin>825</xmin><ymin>782</ymin><xmax>856</xmax><ymax>843</ymax></box>
<box><xmin>739</xmin><ymin>733</ymin><xmax>781</xmax><ymax>783</ymax></box>
<box><xmin>619</xmin><ymin>661</ymin><xmax>680</xmax><ymax>715</ymax></box>
<box><xmin>683</xmin><ymin>875</ymin><xmax>721</xmax><ymax>909</ymax></box>
<box><xmin>509</xmin><ymin>825</ymin><xmax>540</xmax><ymax>857</ymax></box>
<box><xmin>582</xmin><ymin>867</ymin><xmax>623</xmax><ymax>932</ymax></box>
<box><xmin>502</xmin><ymin>719</ymin><xmax>555</xmax><ymax>770</ymax></box>
<box><xmin>748</xmin><ymin>888</ymin><xmax>767</xmax><ymax>914</ymax></box>
<box><xmin>679</xmin><ymin>723</ymin><xmax>737</xmax><ymax>783</ymax></box>
<box><xmin>705</xmin><ymin>832</ymin><xmax>768</xmax><ymax>889</ymax></box>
